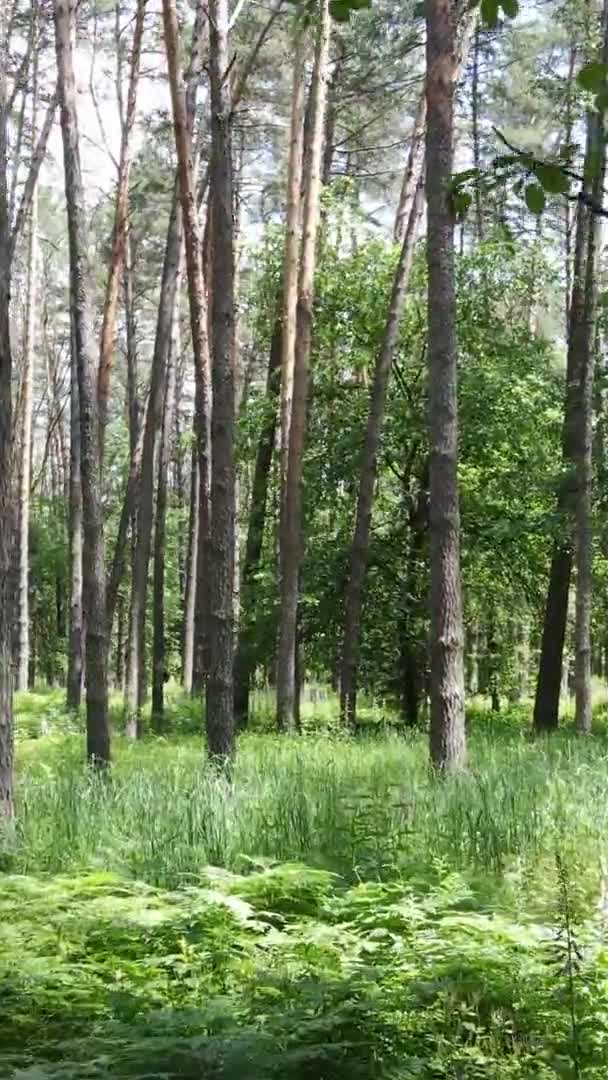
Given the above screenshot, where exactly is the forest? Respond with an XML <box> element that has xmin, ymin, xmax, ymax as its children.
<box><xmin>3</xmin><ymin>0</ymin><xmax>608</xmax><ymax>1075</ymax></box>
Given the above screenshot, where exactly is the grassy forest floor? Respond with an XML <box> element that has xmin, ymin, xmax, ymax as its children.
<box><xmin>4</xmin><ymin>691</ymin><xmax>608</xmax><ymax>1077</ymax></box>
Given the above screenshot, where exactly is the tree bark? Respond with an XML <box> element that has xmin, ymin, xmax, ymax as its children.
<box><xmin>533</xmin><ymin>118</ymin><xmax>596</xmax><ymax>733</ymax></box>
<box><xmin>276</xmin><ymin>0</ymin><xmax>331</xmax><ymax>731</ymax></box>
<box><xmin>162</xmin><ymin>0</ymin><xmax>212</xmax><ymax>706</ymax></box>
<box><xmin>471</xmin><ymin>24</ymin><xmax>483</xmax><ymax>243</ymax></box>
<box><xmin>16</xmin><ymin>60</ymin><xmax>39</xmax><ymax>692</ymax></box>
<box><xmin>0</xmin><ymin>4</ymin><xmax>14</xmax><ymax>818</ymax></box>
<box><xmin>574</xmin><ymin>2</ymin><xmax>608</xmax><ymax>734</ymax></box>
<box><xmin>152</xmin><ymin>279</ymin><xmax>179</xmax><ymax>731</ymax></box>
<box><xmin>233</xmin><ymin>320</ymin><xmax>282</xmax><ymax>727</ymax></box>
<box><xmin>54</xmin><ymin>0</ymin><xmax>110</xmax><ymax>765</ymax></box>
<box><xmin>97</xmin><ymin>0</ymin><xmax>146</xmax><ymax>462</ymax></box>
<box><xmin>394</xmin><ymin>94</ymin><xmax>426</xmax><ymax>246</ymax></box>
<box><xmin>426</xmin><ymin>0</ymin><xmax>465</xmax><ymax>769</ymax></box>
<box><xmin>182</xmin><ymin>437</ymin><xmax>199</xmax><ymax>692</ymax></box>
<box><xmin>340</xmin><ymin>181</ymin><xmax>424</xmax><ymax>727</ymax></box>
<box><xmin>66</xmin><ymin>318</ymin><xmax>84</xmax><ymax>710</ymax></box>
<box><xmin>207</xmin><ymin>0</ymin><xmax>237</xmax><ymax>758</ymax></box>
<box><xmin>280</xmin><ymin>28</ymin><xmax>307</xmax><ymax>501</ymax></box>
<box><xmin>125</xmin><ymin>193</ymin><xmax>181</xmax><ymax>736</ymax></box>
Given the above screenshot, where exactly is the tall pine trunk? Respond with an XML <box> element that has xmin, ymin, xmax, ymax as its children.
<box><xmin>97</xmin><ymin>0</ymin><xmax>145</xmax><ymax>462</ymax></box>
<box><xmin>182</xmin><ymin>438</ymin><xmax>199</xmax><ymax>692</ymax></box>
<box><xmin>66</xmin><ymin>320</ymin><xmax>84</xmax><ymax>710</ymax></box>
<box><xmin>207</xmin><ymin>0</ymin><xmax>237</xmax><ymax>758</ymax></box>
<box><xmin>426</xmin><ymin>0</ymin><xmax>465</xmax><ymax>769</ymax></box>
<box><xmin>0</xmin><ymin>5</ymin><xmax>13</xmax><ymax>816</ymax></box>
<box><xmin>152</xmin><ymin>285</ymin><xmax>178</xmax><ymax>730</ymax></box>
<box><xmin>54</xmin><ymin>0</ymin><xmax>110</xmax><ymax>764</ymax></box>
<box><xmin>574</xmin><ymin>1</ymin><xmax>608</xmax><ymax>734</ymax></box>
<box><xmin>276</xmin><ymin>0</ymin><xmax>331</xmax><ymax>730</ymax></box>
<box><xmin>16</xmin><ymin>142</ymin><xmax>38</xmax><ymax>691</ymax></box>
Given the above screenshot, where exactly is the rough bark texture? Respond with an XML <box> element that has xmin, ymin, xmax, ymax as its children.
<box><xmin>97</xmin><ymin>0</ymin><xmax>145</xmax><ymax>461</ymax></box>
<box><xmin>66</xmin><ymin>320</ymin><xmax>84</xmax><ymax>711</ymax></box>
<box><xmin>0</xmin><ymin>6</ymin><xmax>14</xmax><ymax>818</ymax></box>
<box><xmin>55</xmin><ymin>0</ymin><xmax>110</xmax><ymax>765</ymax></box>
<box><xmin>426</xmin><ymin>0</ymin><xmax>465</xmax><ymax>769</ymax></box>
<box><xmin>393</xmin><ymin>94</ymin><xmax>426</xmax><ymax>246</ymax></box>
<box><xmin>233</xmin><ymin>320</ymin><xmax>282</xmax><ymax>727</ymax></box>
<box><xmin>574</xmin><ymin>4</ymin><xmax>608</xmax><ymax>734</ymax></box>
<box><xmin>276</xmin><ymin>0</ymin><xmax>331</xmax><ymax>731</ymax></box>
<box><xmin>207</xmin><ymin>0</ymin><xmax>237</xmax><ymax>759</ymax></box>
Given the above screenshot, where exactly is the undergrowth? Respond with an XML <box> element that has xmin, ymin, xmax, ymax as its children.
<box><xmin>6</xmin><ymin>694</ymin><xmax>608</xmax><ymax>1077</ymax></box>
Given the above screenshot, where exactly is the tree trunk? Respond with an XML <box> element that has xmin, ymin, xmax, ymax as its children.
<box><xmin>533</xmin><ymin>112</ymin><xmax>595</xmax><ymax>733</ymax></box>
<box><xmin>0</xmin><ymin>5</ymin><xmax>14</xmax><ymax>817</ymax></box>
<box><xmin>233</xmin><ymin>320</ymin><xmax>282</xmax><ymax>727</ymax></box>
<box><xmin>152</xmin><ymin>278</ymin><xmax>179</xmax><ymax>731</ymax></box>
<box><xmin>574</xmin><ymin>2</ymin><xmax>608</xmax><ymax>734</ymax></box>
<box><xmin>280</xmin><ymin>28</ymin><xmax>307</xmax><ymax>503</ymax></box>
<box><xmin>393</xmin><ymin>93</ymin><xmax>426</xmax><ymax>246</ymax></box>
<box><xmin>182</xmin><ymin>437</ymin><xmax>199</xmax><ymax>691</ymax></box>
<box><xmin>163</xmin><ymin>0</ymin><xmax>212</xmax><ymax>706</ymax></box>
<box><xmin>340</xmin><ymin>181</ymin><xmax>424</xmax><ymax>727</ymax></box>
<box><xmin>16</xmin><ymin>108</ymin><xmax>38</xmax><ymax>692</ymax></box>
<box><xmin>471</xmin><ymin>24</ymin><xmax>483</xmax><ymax>243</ymax></box>
<box><xmin>426</xmin><ymin>0</ymin><xmax>465</xmax><ymax>769</ymax></box>
<box><xmin>207</xmin><ymin>0</ymin><xmax>237</xmax><ymax>759</ymax></box>
<box><xmin>276</xmin><ymin>0</ymin><xmax>331</xmax><ymax>731</ymax></box>
<box><xmin>125</xmin><ymin>193</ymin><xmax>181</xmax><ymax>736</ymax></box>
<box><xmin>66</xmin><ymin>319</ymin><xmax>84</xmax><ymax>710</ymax></box>
<box><xmin>97</xmin><ymin>0</ymin><xmax>145</xmax><ymax>462</ymax></box>
<box><xmin>54</xmin><ymin>0</ymin><xmax>110</xmax><ymax>765</ymax></box>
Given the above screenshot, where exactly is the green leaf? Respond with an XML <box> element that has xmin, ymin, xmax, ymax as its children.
<box><xmin>451</xmin><ymin>190</ymin><xmax>472</xmax><ymax>219</ymax></box>
<box><xmin>524</xmin><ymin>182</ymin><xmax>546</xmax><ymax>214</ymax></box>
<box><xmin>500</xmin><ymin>0</ymin><xmax>519</xmax><ymax>17</ymax></box>
<box><xmin>451</xmin><ymin>168</ymin><xmax>481</xmax><ymax>188</ymax></box>
<box><xmin>329</xmin><ymin>0</ymin><xmax>370</xmax><ymax>19</ymax></box>
<box><xmin>596</xmin><ymin>87</ymin><xmax>608</xmax><ymax>111</ymax></box>
<box><xmin>577</xmin><ymin>61</ymin><xmax>608</xmax><ymax>93</ymax></box>
<box><xmin>533</xmin><ymin>163</ymin><xmax>569</xmax><ymax>195</ymax></box>
<box><xmin>480</xmin><ymin>0</ymin><xmax>500</xmax><ymax>27</ymax></box>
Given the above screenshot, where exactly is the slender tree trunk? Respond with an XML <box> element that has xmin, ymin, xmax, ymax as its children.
<box><xmin>426</xmin><ymin>0</ymin><xmax>465</xmax><ymax>769</ymax></box>
<box><xmin>162</xmin><ymin>0</ymin><xmax>212</xmax><ymax>706</ymax></box>
<box><xmin>125</xmin><ymin>194</ymin><xmax>181</xmax><ymax>736</ymax></box>
<box><xmin>280</xmin><ymin>28</ymin><xmax>307</xmax><ymax>500</ymax></box>
<box><xmin>207</xmin><ymin>0</ymin><xmax>237</xmax><ymax>758</ymax></box>
<box><xmin>16</xmin><ymin>86</ymin><xmax>38</xmax><ymax>692</ymax></box>
<box><xmin>233</xmin><ymin>320</ymin><xmax>282</xmax><ymax>727</ymax></box>
<box><xmin>471</xmin><ymin>25</ymin><xmax>483</xmax><ymax>242</ymax></box>
<box><xmin>276</xmin><ymin>0</ymin><xmax>331</xmax><ymax>731</ymax></box>
<box><xmin>97</xmin><ymin>0</ymin><xmax>145</xmax><ymax>462</ymax></box>
<box><xmin>182</xmin><ymin>438</ymin><xmax>199</xmax><ymax>691</ymax></box>
<box><xmin>575</xmin><ymin>3</ymin><xmax>608</xmax><ymax>734</ymax></box>
<box><xmin>340</xmin><ymin>182</ymin><xmax>424</xmax><ymax>726</ymax></box>
<box><xmin>394</xmin><ymin>94</ymin><xmax>426</xmax><ymax>246</ymax></box>
<box><xmin>533</xmin><ymin>125</ymin><xmax>595</xmax><ymax>733</ymax></box>
<box><xmin>152</xmin><ymin>280</ymin><xmax>179</xmax><ymax>730</ymax></box>
<box><xmin>0</xmin><ymin>5</ymin><xmax>14</xmax><ymax>818</ymax></box>
<box><xmin>66</xmin><ymin>321</ymin><xmax>84</xmax><ymax>710</ymax></box>
<box><xmin>54</xmin><ymin>0</ymin><xmax>110</xmax><ymax>765</ymax></box>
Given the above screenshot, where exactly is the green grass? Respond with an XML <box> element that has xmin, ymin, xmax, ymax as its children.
<box><xmin>6</xmin><ymin>692</ymin><xmax>608</xmax><ymax>1077</ymax></box>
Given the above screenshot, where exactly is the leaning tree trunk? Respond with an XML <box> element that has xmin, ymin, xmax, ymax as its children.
<box><xmin>207</xmin><ymin>0</ymin><xmax>237</xmax><ymax>759</ymax></box>
<box><xmin>574</xmin><ymin>0</ymin><xmax>608</xmax><ymax>734</ymax></box>
<box><xmin>54</xmin><ymin>0</ymin><xmax>110</xmax><ymax>765</ymax></box>
<box><xmin>182</xmin><ymin>437</ymin><xmax>199</xmax><ymax>692</ymax></box>
<box><xmin>276</xmin><ymin>0</ymin><xmax>331</xmax><ymax>731</ymax></box>
<box><xmin>426</xmin><ymin>0</ymin><xmax>465</xmax><ymax>769</ymax></box>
